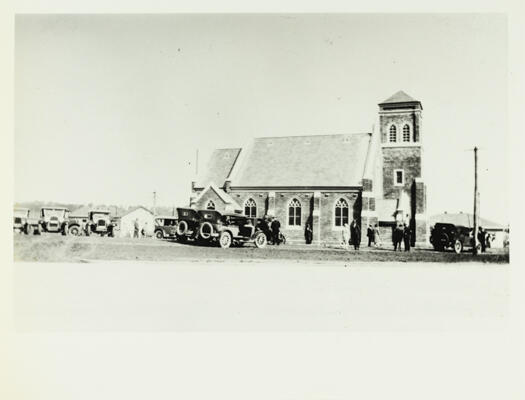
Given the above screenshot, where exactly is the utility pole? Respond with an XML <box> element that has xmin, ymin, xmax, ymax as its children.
<box><xmin>473</xmin><ymin>147</ymin><xmax>478</xmax><ymax>255</ymax></box>
<box><xmin>153</xmin><ymin>191</ymin><xmax>157</xmax><ymax>216</ymax></box>
<box><xmin>195</xmin><ymin>149</ymin><xmax>199</xmax><ymax>176</ymax></box>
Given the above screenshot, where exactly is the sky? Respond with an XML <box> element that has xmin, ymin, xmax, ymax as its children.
<box><xmin>14</xmin><ymin>14</ymin><xmax>508</xmax><ymax>224</ymax></box>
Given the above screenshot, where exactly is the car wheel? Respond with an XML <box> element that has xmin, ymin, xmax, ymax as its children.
<box><xmin>155</xmin><ymin>230</ymin><xmax>164</xmax><ymax>239</ymax></box>
<box><xmin>219</xmin><ymin>231</ymin><xmax>232</xmax><ymax>249</ymax></box>
<box><xmin>199</xmin><ymin>222</ymin><xmax>213</xmax><ymax>240</ymax></box>
<box><xmin>25</xmin><ymin>224</ymin><xmax>33</xmax><ymax>235</ymax></box>
<box><xmin>254</xmin><ymin>232</ymin><xmax>267</xmax><ymax>248</ymax></box>
<box><xmin>69</xmin><ymin>226</ymin><xmax>80</xmax><ymax>236</ymax></box>
<box><xmin>454</xmin><ymin>239</ymin><xmax>463</xmax><ymax>254</ymax></box>
<box><xmin>176</xmin><ymin>220</ymin><xmax>188</xmax><ymax>235</ymax></box>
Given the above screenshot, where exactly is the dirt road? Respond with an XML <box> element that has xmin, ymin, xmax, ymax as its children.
<box><xmin>13</xmin><ymin>234</ymin><xmax>509</xmax><ymax>263</ymax></box>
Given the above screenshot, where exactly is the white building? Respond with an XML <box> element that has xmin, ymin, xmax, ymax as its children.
<box><xmin>119</xmin><ymin>206</ymin><xmax>155</xmax><ymax>238</ymax></box>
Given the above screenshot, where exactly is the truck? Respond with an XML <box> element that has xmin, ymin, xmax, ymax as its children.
<box><xmin>39</xmin><ymin>207</ymin><xmax>69</xmax><ymax>234</ymax></box>
<box><xmin>13</xmin><ymin>208</ymin><xmax>41</xmax><ymax>235</ymax></box>
<box><xmin>85</xmin><ymin>209</ymin><xmax>115</xmax><ymax>237</ymax></box>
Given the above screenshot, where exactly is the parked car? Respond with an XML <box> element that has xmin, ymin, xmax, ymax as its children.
<box><xmin>154</xmin><ymin>216</ymin><xmax>178</xmax><ymax>239</ymax></box>
<box><xmin>39</xmin><ymin>207</ymin><xmax>69</xmax><ymax>234</ymax></box>
<box><xmin>13</xmin><ymin>208</ymin><xmax>41</xmax><ymax>235</ymax></box>
<box><xmin>196</xmin><ymin>209</ymin><xmax>268</xmax><ymax>249</ymax></box>
<box><xmin>86</xmin><ymin>210</ymin><xmax>115</xmax><ymax>237</ymax></box>
<box><xmin>175</xmin><ymin>208</ymin><xmax>202</xmax><ymax>242</ymax></box>
<box><xmin>430</xmin><ymin>223</ymin><xmax>480</xmax><ymax>254</ymax></box>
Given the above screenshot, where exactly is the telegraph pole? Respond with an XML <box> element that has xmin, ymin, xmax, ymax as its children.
<box><xmin>195</xmin><ymin>149</ymin><xmax>199</xmax><ymax>176</ymax></box>
<box><xmin>473</xmin><ymin>147</ymin><xmax>478</xmax><ymax>255</ymax></box>
<box><xmin>153</xmin><ymin>191</ymin><xmax>157</xmax><ymax>216</ymax></box>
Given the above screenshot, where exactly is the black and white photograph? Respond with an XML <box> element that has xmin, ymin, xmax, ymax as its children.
<box><xmin>3</xmin><ymin>6</ymin><xmax>524</xmax><ymax>400</ymax></box>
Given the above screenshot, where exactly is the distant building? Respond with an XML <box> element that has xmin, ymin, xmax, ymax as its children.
<box><xmin>190</xmin><ymin>91</ymin><xmax>428</xmax><ymax>246</ymax></box>
<box><xmin>119</xmin><ymin>206</ymin><xmax>155</xmax><ymax>238</ymax></box>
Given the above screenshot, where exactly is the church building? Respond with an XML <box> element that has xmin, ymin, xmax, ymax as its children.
<box><xmin>190</xmin><ymin>91</ymin><xmax>428</xmax><ymax>245</ymax></box>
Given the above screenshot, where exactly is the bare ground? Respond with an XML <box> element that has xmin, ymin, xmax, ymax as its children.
<box><xmin>13</xmin><ymin>233</ymin><xmax>510</xmax><ymax>263</ymax></box>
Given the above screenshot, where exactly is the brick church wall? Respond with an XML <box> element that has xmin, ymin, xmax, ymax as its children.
<box><xmin>382</xmin><ymin>147</ymin><xmax>422</xmax><ymax>199</ymax></box>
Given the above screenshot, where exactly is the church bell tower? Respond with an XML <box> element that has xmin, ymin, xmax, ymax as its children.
<box><xmin>379</xmin><ymin>90</ymin><xmax>427</xmax><ymax>244</ymax></box>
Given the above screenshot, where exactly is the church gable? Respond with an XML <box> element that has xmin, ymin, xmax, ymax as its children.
<box><xmin>192</xmin><ymin>183</ymin><xmax>242</xmax><ymax>214</ymax></box>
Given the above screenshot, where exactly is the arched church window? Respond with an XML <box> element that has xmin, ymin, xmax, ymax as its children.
<box><xmin>206</xmin><ymin>200</ymin><xmax>215</xmax><ymax>210</ymax></box>
<box><xmin>403</xmin><ymin>125</ymin><xmax>410</xmax><ymax>142</ymax></box>
<box><xmin>334</xmin><ymin>198</ymin><xmax>349</xmax><ymax>227</ymax></box>
<box><xmin>288</xmin><ymin>198</ymin><xmax>302</xmax><ymax>226</ymax></box>
<box><xmin>244</xmin><ymin>198</ymin><xmax>257</xmax><ymax>218</ymax></box>
<box><xmin>389</xmin><ymin>125</ymin><xmax>397</xmax><ymax>142</ymax></box>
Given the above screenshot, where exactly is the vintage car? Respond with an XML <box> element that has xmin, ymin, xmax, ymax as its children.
<box><xmin>86</xmin><ymin>210</ymin><xmax>115</xmax><ymax>236</ymax></box>
<box><xmin>430</xmin><ymin>223</ymin><xmax>480</xmax><ymax>254</ymax></box>
<box><xmin>13</xmin><ymin>208</ymin><xmax>41</xmax><ymax>235</ymax></box>
<box><xmin>196</xmin><ymin>209</ymin><xmax>268</xmax><ymax>248</ymax></box>
<box><xmin>39</xmin><ymin>207</ymin><xmax>69</xmax><ymax>234</ymax></box>
<box><xmin>175</xmin><ymin>208</ymin><xmax>202</xmax><ymax>242</ymax></box>
<box><xmin>154</xmin><ymin>216</ymin><xmax>178</xmax><ymax>239</ymax></box>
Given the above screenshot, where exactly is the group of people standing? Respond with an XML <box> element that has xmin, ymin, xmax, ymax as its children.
<box><xmin>341</xmin><ymin>221</ymin><xmax>412</xmax><ymax>251</ymax></box>
<box><xmin>341</xmin><ymin>219</ymin><xmax>362</xmax><ymax>250</ymax></box>
<box><xmin>260</xmin><ymin>215</ymin><xmax>283</xmax><ymax>245</ymax></box>
<box><xmin>392</xmin><ymin>223</ymin><xmax>412</xmax><ymax>252</ymax></box>
<box><xmin>477</xmin><ymin>226</ymin><xmax>493</xmax><ymax>253</ymax></box>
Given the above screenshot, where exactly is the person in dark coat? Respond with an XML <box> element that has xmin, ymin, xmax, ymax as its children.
<box><xmin>271</xmin><ymin>217</ymin><xmax>281</xmax><ymax>245</ymax></box>
<box><xmin>477</xmin><ymin>227</ymin><xmax>486</xmax><ymax>253</ymax></box>
<box><xmin>350</xmin><ymin>219</ymin><xmax>361</xmax><ymax>250</ymax></box>
<box><xmin>366</xmin><ymin>225</ymin><xmax>375</xmax><ymax>247</ymax></box>
<box><xmin>305</xmin><ymin>219</ymin><xmax>313</xmax><ymax>244</ymax></box>
<box><xmin>393</xmin><ymin>224</ymin><xmax>404</xmax><ymax>251</ymax></box>
<box><xmin>403</xmin><ymin>223</ymin><xmax>411</xmax><ymax>252</ymax></box>
<box><xmin>262</xmin><ymin>216</ymin><xmax>272</xmax><ymax>242</ymax></box>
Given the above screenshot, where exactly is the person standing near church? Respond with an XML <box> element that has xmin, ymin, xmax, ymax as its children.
<box><xmin>342</xmin><ymin>223</ymin><xmax>350</xmax><ymax>249</ymax></box>
<box><xmin>350</xmin><ymin>219</ymin><xmax>361</xmax><ymax>250</ymax></box>
<box><xmin>305</xmin><ymin>219</ymin><xmax>313</xmax><ymax>244</ymax></box>
<box><xmin>403</xmin><ymin>223</ymin><xmax>411</xmax><ymax>252</ymax></box>
<box><xmin>374</xmin><ymin>224</ymin><xmax>381</xmax><ymax>246</ymax></box>
<box><xmin>367</xmin><ymin>224</ymin><xmax>374</xmax><ymax>247</ymax></box>
<box><xmin>393</xmin><ymin>224</ymin><xmax>403</xmax><ymax>251</ymax></box>
<box><xmin>271</xmin><ymin>217</ymin><xmax>281</xmax><ymax>246</ymax></box>
<box><xmin>478</xmin><ymin>227</ymin><xmax>486</xmax><ymax>253</ymax></box>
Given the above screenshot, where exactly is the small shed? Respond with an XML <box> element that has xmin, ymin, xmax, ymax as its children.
<box><xmin>119</xmin><ymin>206</ymin><xmax>155</xmax><ymax>238</ymax></box>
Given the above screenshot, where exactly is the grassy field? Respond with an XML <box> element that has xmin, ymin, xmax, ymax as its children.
<box><xmin>13</xmin><ymin>233</ymin><xmax>510</xmax><ymax>263</ymax></box>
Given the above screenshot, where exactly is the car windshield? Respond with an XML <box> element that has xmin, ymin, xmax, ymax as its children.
<box><xmin>43</xmin><ymin>209</ymin><xmax>66</xmax><ymax>218</ymax></box>
<box><xmin>14</xmin><ymin>209</ymin><xmax>29</xmax><ymax>217</ymax></box>
<box><xmin>92</xmin><ymin>212</ymin><xmax>110</xmax><ymax>220</ymax></box>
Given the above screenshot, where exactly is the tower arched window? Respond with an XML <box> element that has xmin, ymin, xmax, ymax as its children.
<box><xmin>334</xmin><ymin>198</ymin><xmax>349</xmax><ymax>227</ymax></box>
<box><xmin>389</xmin><ymin>125</ymin><xmax>397</xmax><ymax>142</ymax></box>
<box><xmin>206</xmin><ymin>200</ymin><xmax>215</xmax><ymax>210</ymax></box>
<box><xmin>244</xmin><ymin>198</ymin><xmax>257</xmax><ymax>218</ymax></box>
<box><xmin>403</xmin><ymin>124</ymin><xmax>410</xmax><ymax>142</ymax></box>
<box><xmin>288</xmin><ymin>198</ymin><xmax>302</xmax><ymax>226</ymax></box>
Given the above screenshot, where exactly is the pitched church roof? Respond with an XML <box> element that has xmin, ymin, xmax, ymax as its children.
<box><xmin>226</xmin><ymin>133</ymin><xmax>373</xmax><ymax>188</ymax></box>
<box><xmin>380</xmin><ymin>90</ymin><xmax>418</xmax><ymax>105</ymax></box>
<box><xmin>195</xmin><ymin>148</ymin><xmax>241</xmax><ymax>188</ymax></box>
